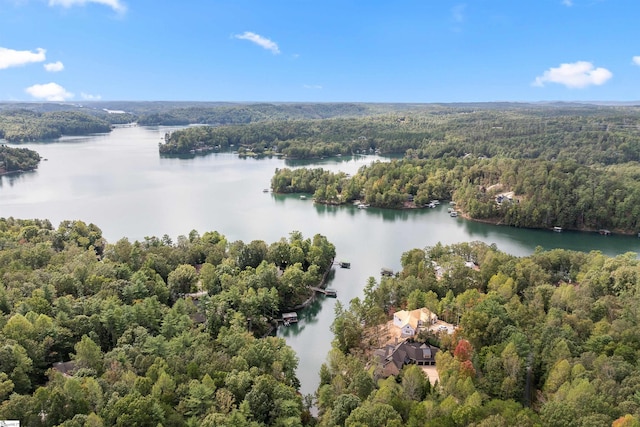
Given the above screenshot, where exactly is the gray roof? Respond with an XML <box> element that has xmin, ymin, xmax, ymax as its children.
<box><xmin>378</xmin><ymin>341</ymin><xmax>440</xmax><ymax>373</ymax></box>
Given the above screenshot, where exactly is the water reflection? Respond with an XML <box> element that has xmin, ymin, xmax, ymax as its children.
<box><xmin>0</xmin><ymin>170</ymin><xmax>37</xmax><ymax>188</ymax></box>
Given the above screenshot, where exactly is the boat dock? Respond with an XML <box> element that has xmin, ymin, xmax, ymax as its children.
<box><xmin>310</xmin><ymin>286</ymin><xmax>337</xmax><ymax>297</ymax></box>
<box><xmin>281</xmin><ymin>312</ymin><xmax>298</xmax><ymax>326</ymax></box>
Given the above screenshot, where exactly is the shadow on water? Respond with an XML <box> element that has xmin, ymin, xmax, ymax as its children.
<box><xmin>284</xmin><ymin>154</ymin><xmax>375</xmax><ymax>168</ymax></box>
<box><xmin>460</xmin><ymin>215</ymin><xmax>640</xmax><ymax>257</ymax></box>
<box><xmin>0</xmin><ymin>170</ymin><xmax>37</xmax><ymax>188</ymax></box>
<box><xmin>313</xmin><ymin>203</ymin><xmax>342</xmax><ymax>217</ymax></box>
<box><xmin>277</xmin><ymin>297</ymin><xmax>325</xmax><ymax>338</ymax></box>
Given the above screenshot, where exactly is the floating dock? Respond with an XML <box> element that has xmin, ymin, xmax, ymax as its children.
<box><xmin>282</xmin><ymin>312</ymin><xmax>298</xmax><ymax>326</ymax></box>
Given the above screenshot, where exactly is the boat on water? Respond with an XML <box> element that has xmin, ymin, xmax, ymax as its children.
<box><xmin>357</xmin><ymin>203</ymin><xmax>369</xmax><ymax>209</ymax></box>
<box><xmin>339</xmin><ymin>261</ymin><xmax>351</xmax><ymax>268</ymax></box>
<box><xmin>450</xmin><ymin>211</ymin><xmax>458</xmax><ymax>217</ymax></box>
<box><xmin>599</xmin><ymin>229</ymin><xmax>611</xmax><ymax>236</ymax></box>
<box><xmin>263</xmin><ymin>188</ymin><xmax>269</xmax><ymax>193</ymax></box>
<box><xmin>300</xmin><ymin>195</ymin><xmax>307</xmax><ymax>200</ymax></box>
<box><xmin>553</xmin><ymin>226</ymin><xmax>563</xmax><ymax>232</ymax></box>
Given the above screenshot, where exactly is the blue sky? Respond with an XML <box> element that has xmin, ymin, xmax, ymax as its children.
<box><xmin>1</xmin><ymin>0</ymin><xmax>639</xmax><ymax>103</ymax></box>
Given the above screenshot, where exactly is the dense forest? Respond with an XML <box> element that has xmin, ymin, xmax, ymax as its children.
<box><xmin>138</xmin><ymin>103</ymin><xmax>375</xmax><ymax>126</ymax></box>
<box><xmin>0</xmin><ymin>145</ymin><xmax>41</xmax><ymax>174</ymax></box>
<box><xmin>0</xmin><ymin>218</ymin><xmax>335</xmax><ymax>426</ymax></box>
<box><xmin>0</xmin><ymin>110</ymin><xmax>113</xmax><ymax>142</ymax></box>
<box><xmin>158</xmin><ymin>104</ymin><xmax>640</xmax><ymax>162</ymax></box>
<box><xmin>4</xmin><ymin>217</ymin><xmax>640</xmax><ymax>426</ymax></box>
<box><xmin>271</xmin><ymin>157</ymin><xmax>640</xmax><ymax>234</ymax></box>
<box><xmin>316</xmin><ymin>241</ymin><xmax>640</xmax><ymax>427</ymax></box>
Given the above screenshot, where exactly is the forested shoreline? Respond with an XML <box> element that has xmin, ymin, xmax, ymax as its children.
<box><xmin>0</xmin><ymin>110</ymin><xmax>113</xmax><ymax>143</ymax></box>
<box><xmin>4</xmin><ymin>101</ymin><xmax>640</xmax><ymax>425</ymax></box>
<box><xmin>317</xmin><ymin>241</ymin><xmax>640</xmax><ymax>426</ymax></box>
<box><xmin>3</xmin><ymin>217</ymin><xmax>640</xmax><ymax>425</ymax></box>
<box><xmin>271</xmin><ymin>157</ymin><xmax>640</xmax><ymax>234</ymax></box>
<box><xmin>158</xmin><ymin>104</ymin><xmax>640</xmax><ymax>163</ymax></box>
<box><xmin>0</xmin><ymin>218</ymin><xmax>334</xmax><ymax>425</ymax></box>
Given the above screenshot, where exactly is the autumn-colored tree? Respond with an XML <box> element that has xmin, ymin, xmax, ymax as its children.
<box><xmin>613</xmin><ymin>414</ymin><xmax>640</xmax><ymax>427</ymax></box>
<box><xmin>454</xmin><ymin>339</ymin><xmax>473</xmax><ymax>362</ymax></box>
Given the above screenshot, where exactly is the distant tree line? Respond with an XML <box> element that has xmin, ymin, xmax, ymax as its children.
<box><xmin>159</xmin><ymin>105</ymin><xmax>640</xmax><ymax>162</ymax></box>
<box><xmin>138</xmin><ymin>103</ymin><xmax>372</xmax><ymax>126</ymax></box>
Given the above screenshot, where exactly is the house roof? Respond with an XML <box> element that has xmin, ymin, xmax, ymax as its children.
<box><xmin>377</xmin><ymin>341</ymin><xmax>440</xmax><ymax>376</ymax></box>
<box><xmin>52</xmin><ymin>361</ymin><xmax>77</xmax><ymax>376</ymax></box>
<box><xmin>394</xmin><ymin>308</ymin><xmax>437</xmax><ymax>331</ymax></box>
<box><xmin>403</xmin><ymin>342</ymin><xmax>438</xmax><ymax>362</ymax></box>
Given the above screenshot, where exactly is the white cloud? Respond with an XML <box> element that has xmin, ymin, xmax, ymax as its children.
<box><xmin>533</xmin><ymin>61</ymin><xmax>612</xmax><ymax>88</ymax></box>
<box><xmin>234</xmin><ymin>31</ymin><xmax>280</xmax><ymax>54</ymax></box>
<box><xmin>562</xmin><ymin>0</ymin><xmax>573</xmax><ymax>6</ymax></box>
<box><xmin>81</xmin><ymin>92</ymin><xmax>101</xmax><ymax>100</ymax></box>
<box><xmin>48</xmin><ymin>0</ymin><xmax>126</xmax><ymax>14</ymax></box>
<box><xmin>633</xmin><ymin>56</ymin><xmax>640</xmax><ymax>66</ymax></box>
<box><xmin>0</xmin><ymin>47</ymin><xmax>46</xmax><ymax>69</ymax></box>
<box><xmin>44</xmin><ymin>61</ymin><xmax>64</xmax><ymax>72</ymax></box>
<box><xmin>25</xmin><ymin>82</ymin><xmax>74</xmax><ymax>101</ymax></box>
<box><xmin>452</xmin><ymin>4</ymin><xmax>466</xmax><ymax>23</ymax></box>
<box><xmin>303</xmin><ymin>84</ymin><xmax>322</xmax><ymax>90</ymax></box>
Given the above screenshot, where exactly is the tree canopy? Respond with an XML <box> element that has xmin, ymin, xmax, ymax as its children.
<box><xmin>0</xmin><ymin>218</ymin><xmax>335</xmax><ymax>426</ymax></box>
<box><xmin>316</xmin><ymin>241</ymin><xmax>640</xmax><ymax>427</ymax></box>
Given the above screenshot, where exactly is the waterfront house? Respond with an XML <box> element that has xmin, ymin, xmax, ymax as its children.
<box><xmin>375</xmin><ymin>341</ymin><xmax>439</xmax><ymax>377</ymax></box>
<box><xmin>393</xmin><ymin>307</ymin><xmax>438</xmax><ymax>337</ymax></box>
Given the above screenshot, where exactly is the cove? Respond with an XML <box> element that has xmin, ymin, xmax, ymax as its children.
<box><xmin>2</xmin><ymin>125</ymin><xmax>639</xmax><ymax>398</ymax></box>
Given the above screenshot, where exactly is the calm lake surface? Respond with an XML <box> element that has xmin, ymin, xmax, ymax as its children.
<box><xmin>2</xmin><ymin>125</ymin><xmax>640</xmax><ymax>397</ymax></box>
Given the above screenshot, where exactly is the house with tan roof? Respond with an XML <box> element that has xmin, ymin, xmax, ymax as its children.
<box><xmin>393</xmin><ymin>307</ymin><xmax>438</xmax><ymax>337</ymax></box>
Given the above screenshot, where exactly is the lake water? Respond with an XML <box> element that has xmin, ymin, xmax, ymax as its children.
<box><xmin>2</xmin><ymin>125</ymin><xmax>639</xmax><ymax>398</ymax></box>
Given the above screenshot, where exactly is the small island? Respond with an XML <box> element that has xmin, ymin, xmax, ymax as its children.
<box><xmin>0</xmin><ymin>145</ymin><xmax>41</xmax><ymax>174</ymax></box>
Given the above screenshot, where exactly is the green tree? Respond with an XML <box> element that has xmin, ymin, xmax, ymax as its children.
<box><xmin>72</xmin><ymin>335</ymin><xmax>104</xmax><ymax>375</ymax></box>
<box><xmin>167</xmin><ymin>264</ymin><xmax>198</xmax><ymax>298</ymax></box>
